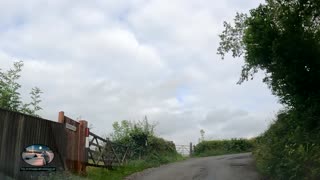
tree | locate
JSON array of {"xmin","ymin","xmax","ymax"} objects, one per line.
[
  {"xmin": 110, "ymin": 118, "xmax": 156, "ymax": 143},
  {"xmin": 111, "ymin": 120, "xmax": 131, "ymax": 142},
  {"xmin": 217, "ymin": 0, "xmax": 320, "ymax": 127},
  {"xmin": 0, "ymin": 61, "xmax": 23, "ymax": 111},
  {"xmin": 200, "ymin": 129, "xmax": 205, "ymax": 142},
  {"xmin": 0, "ymin": 61, "xmax": 43, "ymax": 117},
  {"xmin": 21, "ymin": 87, "xmax": 43, "ymax": 117}
]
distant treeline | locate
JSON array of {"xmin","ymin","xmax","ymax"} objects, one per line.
[{"xmin": 193, "ymin": 138, "xmax": 254, "ymax": 157}]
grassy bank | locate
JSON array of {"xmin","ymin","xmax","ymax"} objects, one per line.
[
  {"xmin": 253, "ymin": 110, "xmax": 320, "ymax": 179},
  {"xmin": 193, "ymin": 138, "xmax": 254, "ymax": 157},
  {"xmin": 87, "ymin": 152, "xmax": 185, "ymax": 180}
]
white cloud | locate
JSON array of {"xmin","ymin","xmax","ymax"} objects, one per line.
[{"xmin": 0, "ymin": 0, "xmax": 280, "ymax": 145}]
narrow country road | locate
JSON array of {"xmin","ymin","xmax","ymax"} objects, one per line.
[{"xmin": 125, "ymin": 153, "xmax": 261, "ymax": 180}]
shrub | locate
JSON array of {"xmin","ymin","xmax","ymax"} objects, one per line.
[
  {"xmin": 253, "ymin": 110, "xmax": 320, "ymax": 179},
  {"xmin": 108, "ymin": 119, "xmax": 178, "ymax": 161}
]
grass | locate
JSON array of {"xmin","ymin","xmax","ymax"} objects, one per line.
[
  {"xmin": 86, "ymin": 153, "xmax": 186, "ymax": 180},
  {"xmin": 193, "ymin": 150, "xmax": 252, "ymax": 157},
  {"xmin": 36, "ymin": 153, "xmax": 185, "ymax": 180},
  {"xmin": 38, "ymin": 171, "xmax": 87, "ymax": 180},
  {"xmin": 86, "ymin": 161, "xmax": 149, "ymax": 180}
]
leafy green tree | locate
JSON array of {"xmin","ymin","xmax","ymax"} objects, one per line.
[
  {"xmin": 217, "ymin": 1, "xmax": 320, "ymax": 178},
  {"xmin": 111, "ymin": 120, "xmax": 132, "ymax": 142},
  {"xmin": 217, "ymin": 0, "xmax": 320, "ymax": 127},
  {"xmin": 111, "ymin": 119, "xmax": 156, "ymax": 144},
  {"xmin": 0, "ymin": 61, "xmax": 23, "ymax": 111},
  {"xmin": 0, "ymin": 61, "xmax": 43, "ymax": 117}
]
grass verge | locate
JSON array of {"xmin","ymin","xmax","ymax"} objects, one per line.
[
  {"xmin": 86, "ymin": 153, "xmax": 186, "ymax": 180},
  {"xmin": 193, "ymin": 150, "xmax": 251, "ymax": 157}
]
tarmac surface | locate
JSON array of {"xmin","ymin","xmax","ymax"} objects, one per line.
[{"xmin": 125, "ymin": 153, "xmax": 262, "ymax": 180}]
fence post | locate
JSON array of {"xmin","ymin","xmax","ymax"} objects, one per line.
[
  {"xmin": 78, "ymin": 120, "xmax": 88, "ymax": 175},
  {"xmin": 58, "ymin": 111, "xmax": 65, "ymax": 123},
  {"xmin": 57, "ymin": 111, "xmax": 68, "ymax": 171},
  {"xmin": 189, "ymin": 142, "xmax": 192, "ymax": 157}
]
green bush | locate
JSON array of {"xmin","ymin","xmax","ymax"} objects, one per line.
[
  {"xmin": 90, "ymin": 119, "xmax": 183, "ymax": 179},
  {"xmin": 193, "ymin": 138, "xmax": 253, "ymax": 157},
  {"xmin": 253, "ymin": 110, "xmax": 320, "ymax": 179},
  {"xmin": 109, "ymin": 119, "xmax": 179, "ymax": 161},
  {"xmin": 147, "ymin": 136, "xmax": 176, "ymax": 154}
]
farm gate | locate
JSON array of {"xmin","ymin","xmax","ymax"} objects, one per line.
[
  {"xmin": 175, "ymin": 143, "xmax": 194, "ymax": 157},
  {"xmin": 86, "ymin": 131, "xmax": 130, "ymax": 168}
]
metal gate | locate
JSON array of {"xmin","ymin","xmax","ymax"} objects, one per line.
[{"xmin": 176, "ymin": 143, "xmax": 193, "ymax": 156}]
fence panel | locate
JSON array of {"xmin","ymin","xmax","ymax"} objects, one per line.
[{"xmin": 0, "ymin": 108, "xmax": 67, "ymax": 180}]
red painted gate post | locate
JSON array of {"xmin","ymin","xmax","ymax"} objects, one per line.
[
  {"xmin": 78, "ymin": 120, "xmax": 88, "ymax": 175},
  {"xmin": 58, "ymin": 111, "xmax": 65, "ymax": 123}
]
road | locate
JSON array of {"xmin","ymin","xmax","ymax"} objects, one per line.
[
  {"xmin": 24, "ymin": 156, "xmax": 46, "ymax": 166},
  {"xmin": 125, "ymin": 153, "xmax": 261, "ymax": 180},
  {"xmin": 22, "ymin": 151, "xmax": 54, "ymax": 166}
]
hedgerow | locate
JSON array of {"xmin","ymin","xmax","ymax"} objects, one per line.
[{"xmin": 193, "ymin": 138, "xmax": 253, "ymax": 157}]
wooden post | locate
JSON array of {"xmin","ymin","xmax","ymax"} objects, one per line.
[
  {"xmin": 189, "ymin": 142, "xmax": 192, "ymax": 157},
  {"xmin": 58, "ymin": 111, "xmax": 65, "ymax": 123},
  {"xmin": 78, "ymin": 120, "xmax": 88, "ymax": 175},
  {"xmin": 57, "ymin": 111, "xmax": 68, "ymax": 171}
]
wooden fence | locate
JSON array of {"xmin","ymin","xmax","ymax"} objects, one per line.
[
  {"xmin": 0, "ymin": 108, "xmax": 133, "ymax": 179},
  {"xmin": 0, "ymin": 107, "xmax": 198, "ymax": 179},
  {"xmin": 0, "ymin": 109, "xmax": 88, "ymax": 179},
  {"xmin": 0, "ymin": 108, "xmax": 67, "ymax": 179}
]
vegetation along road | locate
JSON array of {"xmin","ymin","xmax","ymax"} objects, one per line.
[{"xmin": 125, "ymin": 153, "xmax": 260, "ymax": 180}]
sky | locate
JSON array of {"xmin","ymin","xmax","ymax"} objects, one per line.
[
  {"xmin": 0, "ymin": 0, "xmax": 282, "ymax": 145},
  {"xmin": 26, "ymin": 145, "xmax": 51, "ymax": 152}
]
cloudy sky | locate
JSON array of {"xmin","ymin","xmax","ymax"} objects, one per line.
[{"xmin": 0, "ymin": 0, "xmax": 282, "ymax": 144}]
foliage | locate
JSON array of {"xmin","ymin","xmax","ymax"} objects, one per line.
[
  {"xmin": 218, "ymin": 0, "xmax": 320, "ymax": 178},
  {"xmin": 111, "ymin": 117, "xmax": 155, "ymax": 143},
  {"xmin": 96, "ymin": 118, "xmax": 182, "ymax": 179},
  {"xmin": 193, "ymin": 138, "xmax": 253, "ymax": 157},
  {"xmin": 253, "ymin": 110, "xmax": 320, "ymax": 179},
  {"xmin": 0, "ymin": 61, "xmax": 23, "ymax": 111},
  {"xmin": 109, "ymin": 117, "xmax": 177, "ymax": 160},
  {"xmin": 0, "ymin": 61, "xmax": 43, "ymax": 117},
  {"xmin": 21, "ymin": 87, "xmax": 43, "ymax": 117},
  {"xmin": 217, "ymin": 0, "xmax": 320, "ymax": 125},
  {"xmin": 199, "ymin": 129, "xmax": 205, "ymax": 142}
]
